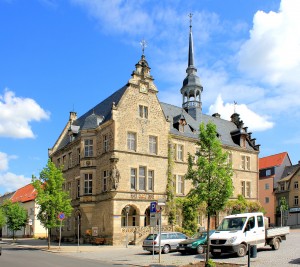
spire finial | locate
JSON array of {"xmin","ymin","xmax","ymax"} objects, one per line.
[
  {"xmin": 189, "ymin": 13, "xmax": 193, "ymax": 30},
  {"xmin": 234, "ymin": 101, "xmax": 237, "ymax": 113},
  {"xmin": 140, "ymin": 39, "xmax": 147, "ymax": 56}
]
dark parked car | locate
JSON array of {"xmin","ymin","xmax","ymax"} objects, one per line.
[
  {"xmin": 142, "ymin": 232, "xmax": 188, "ymax": 254},
  {"xmin": 177, "ymin": 230, "xmax": 215, "ymax": 254}
]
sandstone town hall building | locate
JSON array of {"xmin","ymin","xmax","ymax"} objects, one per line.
[{"xmin": 48, "ymin": 20, "xmax": 260, "ymax": 245}]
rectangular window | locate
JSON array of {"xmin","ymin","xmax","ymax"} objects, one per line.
[
  {"xmin": 103, "ymin": 170, "xmax": 109, "ymax": 192},
  {"xmin": 149, "ymin": 136, "xmax": 157, "ymax": 154},
  {"xmin": 294, "ymin": 196, "xmax": 299, "ymax": 206},
  {"xmin": 77, "ymin": 179, "xmax": 80, "ymax": 198},
  {"xmin": 294, "ymin": 181, "xmax": 299, "ymax": 189},
  {"xmin": 176, "ymin": 175, "xmax": 184, "ymax": 194},
  {"xmin": 177, "ymin": 144, "xmax": 183, "ymax": 161},
  {"xmin": 257, "ymin": 215, "xmax": 264, "ymax": 227},
  {"xmin": 68, "ymin": 152, "xmax": 72, "ymax": 168},
  {"xmin": 280, "ymin": 183, "xmax": 285, "ymax": 191},
  {"xmin": 266, "ymin": 169, "xmax": 271, "ymax": 176},
  {"xmin": 84, "ymin": 139, "xmax": 93, "ymax": 157},
  {"xmin": 241, "ymin": 181, "xmax": 251, "ymax": 198},
  {"xmin": 84, "ymin": 173, "xmax": 93, "ymax": 195},
  {"xmin": 148, "ymin": 170, "xmax": 154, "ymax": 191},
  {"xmin": 265, "ymin": 183, "xmax": 270, "ymax": 190},
  {"xmin": 241, "ymin": 155, "xmax": 250, "ymax": 170},
  {"xmin": 63, "ymin": 155, "xmax": 66, "ymax": 166},
  {"xmin": 265, "ymin": 197, "xmax": 269, "ymax": 203},
  {"xmin": 131, "ymin": 168, "xmax": 137, "ymax": 190},
  {"xmin": 139, "ymin": 105, "xmax": 148, "ymax": 119},
  {"xmin": 57, "ymin": 158, "xmax": 61, "ymax": 166},
  {"xmin": 77, "ymin": 148, "xmax": 81, "ymax": 164},
  {"xmin": 139, "ymin": 167, "xmax": 146, "ymax": 191},
  {"xmin": 127, "ymin": 132, "xmax": 136, "ymax": 151},
  {"xmin": 103, "ymin": 134, "xmax": 109, "ymax": 153}
]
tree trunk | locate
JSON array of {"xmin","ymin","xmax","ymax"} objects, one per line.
[
  {"xmin": 47, "ymin": 228, "xmax": 51, "ymax": 249},
  {"xmin": 205, "ymin": 214, "xmax": 211, "ymax": 267}
]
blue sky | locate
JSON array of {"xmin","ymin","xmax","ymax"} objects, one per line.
[{"xmin": 1, "ymin": 0, "xmax": 300, "ymax": 195}]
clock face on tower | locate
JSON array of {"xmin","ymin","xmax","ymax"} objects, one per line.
[{"xmin": 140, "ymin": 84, "xmax": 148, "ymax": 93}]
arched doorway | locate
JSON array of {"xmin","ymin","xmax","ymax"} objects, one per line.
[
  {"xmin": 121, "ymin": 205, "xmax": 139, "ymax": 227},
  {"xmin": 144, "ymin": 207, "xmax": 150, "ymax": 226}
]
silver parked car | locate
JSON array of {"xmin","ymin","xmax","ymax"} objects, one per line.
[{"xmin": 142, "ymin": 232, "xmax": 188, "ymax": 254}]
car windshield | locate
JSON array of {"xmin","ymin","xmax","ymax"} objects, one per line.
[
  {"xmin": 191, "ymin": 232, "xmax": 207, "ymax": 239},
  {"xmin": 217, "ymin": 217, "xmax": 247, "ymax": 231},
  {"xmin": 145, "ymin": 234, "xmax": 158, "ymax": 240}
]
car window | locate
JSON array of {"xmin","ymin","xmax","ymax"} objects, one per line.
[
  {"xmin": 257, "ymin": 216, "xmax": 264, "ymax": 227},
  {"xmin": 169, "ymin": 233, "xmax": 177, "ymax": 239},
  {"xmin": 145, "ymin": 234, "xmax": 157, "ymax": 240},
  {"xmin": 177, "ymin": 233, "xmax": 187, "ymax": 239},
  {"xmin": 161, "ymin": 234, "xmax": 168, "ymax": 240},
  {"xmin": 247, "ymin": 217, "xmax": 255, "ymax": 229}
]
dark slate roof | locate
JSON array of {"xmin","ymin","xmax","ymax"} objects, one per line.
[
  {"xmin": 281, "ymin": 163, "xmax": 300, "ymax": 180},
  {"xmin": 56, "ymin": 85, "xmax": 128, "ymax": 151},
  {"xmin": 160, "ymin": 102, "xmax": 255, "ymax": 150}
]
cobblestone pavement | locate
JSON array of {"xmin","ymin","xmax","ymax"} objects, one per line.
[{"xmin": 2, "ymin": 229, "xmax": 299, "ymax": 266}]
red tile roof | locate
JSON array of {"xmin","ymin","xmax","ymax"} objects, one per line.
[
  {"xmin": 11, "ymin": 184, "xmax": 37, "ymax": 203},
  {"xmin": 259, "ymin": 152, "xmax": 288, "ymax": 169}
]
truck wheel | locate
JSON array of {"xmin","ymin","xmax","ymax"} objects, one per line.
[
  {"xmin": 196, "ymin": 245, "xmax": 204, "ymax": 254},
  {"xmin": 236, "ymin": 244, "xmax": 247, "ymax": 257},
  {"xmin": 271, "ymin": 238, "xmax": 280, "ymax": 250},
  {"xmin": 211, "ymin": 252, "xmax": 221, "ymax": 257},
  {"xmin": 162, "ymin": 245, "xmax": 170, "ymax": 254}
]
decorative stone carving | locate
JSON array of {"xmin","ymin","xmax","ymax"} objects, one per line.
[{"xmin": 110, "ymin": 165, "xmax": 120, "ymax": 190}]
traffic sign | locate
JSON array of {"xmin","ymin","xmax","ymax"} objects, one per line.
[
  {"xmin": 58, "ymin": 212, "xmax": 65, "ymax": 220},
  {"xmin": 150, "ymin": 202, "xmax": 157, "ymax": 213}
]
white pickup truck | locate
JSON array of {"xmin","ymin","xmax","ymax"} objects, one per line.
[{"xmin": 210, "ymin": 212, "xmax": 289, "ymax": 257}]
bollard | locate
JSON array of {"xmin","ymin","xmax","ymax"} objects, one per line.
[{"xmin": 250, "ymin": 245, "xmax": 257, "ymax": 258}]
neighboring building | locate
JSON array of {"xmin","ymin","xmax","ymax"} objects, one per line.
[
  {"xmin": 48, "ymin": 21, "xmax": 260, "ymax": 245},
  {"xmin": 259, "ymin": 152, "xmax": 292, "ymax": 225},
  {"xmin": 0, "ymin": 184, "xmax": 47, "ymax": 238},
  {"xmin": 276, "ymin": 163, "xmax": 300, "ymax": 227}
]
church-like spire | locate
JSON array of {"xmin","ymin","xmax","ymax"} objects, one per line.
[{"xmin": 180, "ymin": 13, "xmax": 203, "ymax": 120}]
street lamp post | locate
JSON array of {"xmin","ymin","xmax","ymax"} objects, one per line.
[{"xmin": 125, "ymin": 206, "xmax": 130, "ymax": 248}]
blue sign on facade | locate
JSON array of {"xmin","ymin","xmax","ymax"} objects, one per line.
[{"xmin": 150, "ymin": 202, "xmax": 157, "ymax": 213}]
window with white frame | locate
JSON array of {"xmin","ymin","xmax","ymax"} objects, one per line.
[
  {"xmin": 148, "ymin": 170, "xmax": 154, "ymax": 191},
  {"xmin": 103, "ymin": 134, "xmax": 109, "ymax": 153},
  {"xmin": 131, "ymin": 168, "xmax": 137, "ymax": 190},
  {"xmin": 294, "ymin": 196, "xmax": 299, "ymax": 206},
  {"xmin": 84, "ymin": 139, "xmax": 93, "ymax": 157},
  {"xmin": 139, "ymin": 167, "xmax": 146, "ymax": 191},
  {"xmin": 103, "ymin": 170, "xmax": 109, "ymax": 192},
  {"xmin": 149, "ymin": 136, "xmax": 157, "ymax": 154},
  {"xmin": 84, "ymin": 173, "xmax": 93, "ymax": 195},
  {"xmin": 139, "ymin": 105, "xmax": 148, "ymax": 119},
  {"xmin": 127, "ymin": 132, "xmax": 136, "ymax": 151},
  {"xmin": 176, "ymin": 144, "xmax": 183, "ymax": 161},
  {"xmin": 241, "ymin": 155, "xmax": 250, "ymax": 170},
  {"xmin": 294, "ymin": 181, "xmax": 299, "ymax": 189},
  {"xmin": 241, "ymin": 181, "xmax": 251, "ymax": 198},
  {"xmin": 176, "ymin": 175, "xmax": 184, "ymax": 194}
]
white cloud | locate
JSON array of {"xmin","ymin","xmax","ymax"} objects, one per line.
[
  {"xmin": 0, "ymin": 172, "xmax": 31, "ymax": 193},
  {"xmin": 238, "ymin": 0, "xmax": 300, "ymax": 87},
  {"xmin": 0, "ymin": 152, "xmax": 30, "ymax": 194},
  {"xmin": 208, "ymin": 94, "xmax": 274, "ymax": 132},
  {"xmin": 0, "ymin": 89, "xmax": 50, "ymax": 138}
]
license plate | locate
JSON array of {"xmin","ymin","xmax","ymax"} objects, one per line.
[{"xmin": 214, "ymin": 249, "xmax": 221, "ymax": 252}]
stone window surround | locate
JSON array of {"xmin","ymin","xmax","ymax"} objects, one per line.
[{"xmin": 130, "ymin": 166, "xmax": 154, "ymax": 192}]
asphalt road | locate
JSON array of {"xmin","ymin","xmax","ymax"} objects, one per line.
[{"xmin": 1, "ymin": 229, "xmax": 299, "ymax": 267}]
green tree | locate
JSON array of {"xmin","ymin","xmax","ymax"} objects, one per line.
[
  {"xmin": 185, "ymin": 122, "xmax": 233, "ymax": 267},
  {"xmin": 2, "ymin": 200, "xmax": 27, "ymax": 240},
  {"xmin": 32, "ymin": 159, "xmax": 73, "ymax": 249},
  {"xmin": 0, "ymin": 208, "xmax": 6, "ymax": 229}
]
